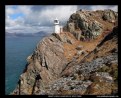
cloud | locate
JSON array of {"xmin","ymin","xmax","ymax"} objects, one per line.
[
  {"xmin": 89, "ymin": 5, "xmax": 118, "ymax": 12},
  {"xmin": 77, "ymin": 5, "xmax": 118, "ymax": 12},
  {"xmin": 6, "ymin": 5, "xmax": 78, "ymax": 33},
  {"xmin": 23, "ymin": 5, "xmax": 78, "ymax": 26}
]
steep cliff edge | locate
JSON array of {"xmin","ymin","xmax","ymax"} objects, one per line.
[{"xmin": 12, "ymin": 9, "xmax": 118, "ymax": 95}]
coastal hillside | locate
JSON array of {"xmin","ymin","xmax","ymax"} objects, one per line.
[{"xmin": 12, "ymin": 9, "xmax": 118, "ymax": 95}]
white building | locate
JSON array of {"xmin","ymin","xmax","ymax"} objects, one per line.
[{"xmin": 54, "ymin": 18, "xmax": 63, "ymax": 34}]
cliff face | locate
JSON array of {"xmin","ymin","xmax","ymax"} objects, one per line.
[{"xmin": 12, "ymin": 9, "xmax": 118, "ymax": 95}]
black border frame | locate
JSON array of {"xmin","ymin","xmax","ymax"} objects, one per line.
[{"xmin": 0, "ymin": 0, "xmax": 119, "ymax": 97}]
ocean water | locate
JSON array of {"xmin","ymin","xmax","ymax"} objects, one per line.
[{"xmin": 5, "ymin": 36, "xmax": 44, "ymax": 95}]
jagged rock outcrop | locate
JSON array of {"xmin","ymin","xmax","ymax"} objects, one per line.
[
  {"xmin": 102, "ymin": 9, "xmax": 118, "ymax": 23},
  {"xmin": 64, "ymin": 9, "xmax": 118, "ymax": 40},
  {"xmin": 12, "ymin": 9, "xmax": 118, "ymax": 95},
  {"xmin": 52, "ymin": 33, "xmax": 76, "ymax": 44}
]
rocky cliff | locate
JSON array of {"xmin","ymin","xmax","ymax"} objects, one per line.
[
  {"xmin": 63, "ymin": 9, "xmax": 118, "ymax": 40},
  {"xmin": 12, "ymin": 9, "xmax": 118, "ymax": 95}
]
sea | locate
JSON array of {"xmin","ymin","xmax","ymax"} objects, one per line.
[{"xmin": 5, "ymin": 36, "xmax": 46, "ymax": 95}]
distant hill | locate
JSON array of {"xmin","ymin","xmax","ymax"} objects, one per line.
[{"xmin": 6, "ymin": 31, "xmax": 49, "ymax": 37}]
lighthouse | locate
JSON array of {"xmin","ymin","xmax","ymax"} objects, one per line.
[{"xmin": 54, "ymin": 18, "xmax": 62, "ymax": 34}]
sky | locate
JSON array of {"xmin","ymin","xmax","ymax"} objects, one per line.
[{"xmin": 5, "ymin": 5, "xmax": 118, "ymax": 33}]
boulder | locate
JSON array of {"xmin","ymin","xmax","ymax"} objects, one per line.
[
  {"xmin": 67, "ymin": 22, "xmax": 75, "ymax": 33},
  {"xmin": 102, "ymin": 9, "xmax": 118, "ymax": 23},
  {"xmin": 90, "ymin": 72, "xmax": 113, "ymax": 82},
  {"xmin": 76, "ymin": 45, "xmax": 83, "ymax": 50}
]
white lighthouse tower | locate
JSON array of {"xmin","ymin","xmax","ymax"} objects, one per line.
[{"xmin": 54, "ymin": 18, "xmax": 60, "ymax": 34}]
